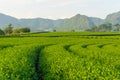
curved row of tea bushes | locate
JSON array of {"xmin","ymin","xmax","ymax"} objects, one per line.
[
  {"xmin": 69, "ymin": 42, "xmax": 120, "ymax": 79},
  {"xmin": 0, "ymin": 44, "xmax": 42, "ymax": 79},
  {"xmin": 39, "ymin": 44, "xmax": 82, "ymax": 80}
]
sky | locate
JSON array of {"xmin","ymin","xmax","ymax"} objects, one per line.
[{"xmin": 0, "ymin": 0, "xmax": 120, "ymax": 19}]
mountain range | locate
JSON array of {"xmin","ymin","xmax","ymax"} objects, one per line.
[{"xmin": 0, "ymin": 11, "xmax": 120, "ymax": 31}]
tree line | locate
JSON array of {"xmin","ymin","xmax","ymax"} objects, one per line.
[
  {"xmin": 0, "ymin": 24, "xmax": 30, "ymax": 35},
  {"xmin": 1, "ymin": 23, "xmax": 120, "ymax": 35},
  {"xmin": 86, "ymin": 23, "xmax": 120, "ymax": 32}
]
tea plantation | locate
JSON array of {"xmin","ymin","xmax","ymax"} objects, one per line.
[{"xmin": 0, "ymin": 32, "xmax": 120, "ymax": 80}]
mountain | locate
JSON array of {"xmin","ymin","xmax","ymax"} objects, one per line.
[
  {"xmin": 0, "ymin": 13, "xmax": 55, "ymax": 31},
  {"xmin": 89, "ymin": 17, "xmax": 104, "ymax": 25},
  {"xmin": 19, "ymin": 18, "xmax": 54, "ymax": 31},
  {"xmin": 0, "ymin": 13, "xmax": 97, "ymax": 31},
  {"xmin": 19, "ymin": 14, "xmax": 101, "ymax": 31},
  {"xmin": 106, "ymin": 11, "xmax": 120, "ymax": 25},
  {"xmin": 0, "ymin": 11, "xmax": 120, "ymax": 31},
  {"xmin": 0, "ymin": 13, "xmax": 20, "ymax": 29},
  {"xmin": 57, "ymin": 14, "xmax": 95, "ymax": 31}
]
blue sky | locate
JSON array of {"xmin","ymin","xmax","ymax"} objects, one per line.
[{"xmin": 0, "ymin": 0, "xmax": 120, "ymax": 19}]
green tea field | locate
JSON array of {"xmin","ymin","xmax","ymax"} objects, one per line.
[{"xmin": 0, "ymin": 32, "xmax": 120, "ymax": 80}]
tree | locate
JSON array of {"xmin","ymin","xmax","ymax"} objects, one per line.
[
  {"xmin": 97, "ymin": 23, "xmax": 112, "ymax": 32},
  {"xmin": 4, "ymin": 23, "xmax": 13, "ymax": 35},
  {"xmin": 53, "ymin": 29, "xmax": 56, "ymax": 32},
  {"xmin": 91, "ymin": 26, "xmax": 98, "ymax": 32},
  {"xmin": 85, "ymin": 26, "xmax": 98, "ymax": 32},
  {"xmin": 0, "ymin": 29, "xmax": 4, "ymax": 35},
  {"xmin": 114, "ymin": 24, "xmax": 120, "ymax": 31},
  {"xmin": 85, "ymin": 29, "xmax": 92, "ymax": 32},
  {"xmin": 71, "ymin": 29, "xmax": 75, "ymax": 32},
  {"xmin": 12, "ymin": 28, "xmax": 20, "ymax": 34},
  {"xmin": 106, "ymin": 23, "xmax": 112, "ymax": 32},
  {"xmin": 12, "ymin": 27, "xmax": 30, "ymax": 34},
  {"xmin": 19, "ymin": 27, "xmax": 30, "ymax": 33},
  {"xmin": 87, "ymin": 23, "xmax": 113, "ymax": 32}
]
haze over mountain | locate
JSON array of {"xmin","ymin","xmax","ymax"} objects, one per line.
[
  {"xmin": 106, "ymin": 11, "xmax": 120, "ymax": 25},
  {"xmin": 0, "ymin": 11, "xmax": 120, "ymax": 31}
]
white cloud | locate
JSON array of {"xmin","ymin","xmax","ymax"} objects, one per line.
[{"xmin": 0, "ymin": 0, "xmax": 34, "ymax": 6}]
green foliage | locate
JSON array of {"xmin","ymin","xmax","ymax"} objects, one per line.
[
  {"xmin": 114, "ymin": 24, "xmax": 120, "ymax": 31},
  {"xmin": 87, "ymin": 23, "xmax": 112, "ymax": 32},
  {"xmin": 98, "ymin": 23, "xmax": 112, "ymax": 32},
  {"xmin": 4, "ymin": 23, "xmax": 13, "ymax": 35},
  {"xmin": 12, "ymin": 27, "xmax": 30, "ymax": 34},
  {"xmin": 0, "ymin": 29, "xmax": 4, "ymax": 35},
  {"xmin": 0, "ymin": 45, "xmax": 37, "ymax": 79},
  {"xmin": 0, "ymin": 32, "xmax": 120, "ymax": 79}
]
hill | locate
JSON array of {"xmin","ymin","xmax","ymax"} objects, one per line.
[
  {"xmin": 106, "ymin": 11, "xmax": 120, "ymax": 25},
  {"xmin": 0, "ymin": 11, "xmax": 120, "ymax": 31}
]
